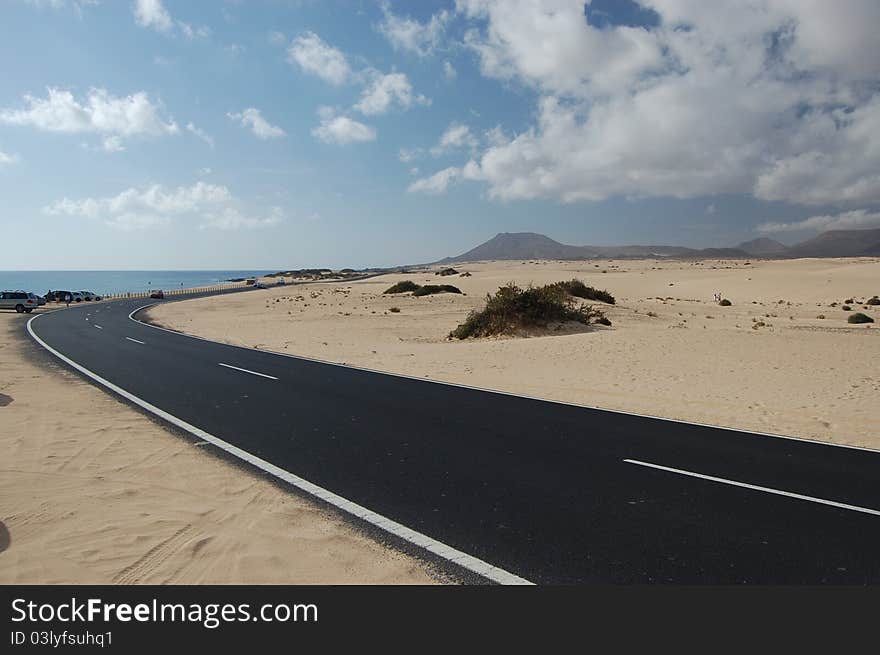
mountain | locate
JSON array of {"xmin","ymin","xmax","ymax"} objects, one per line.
[
  {"xmin": 440, "ymin": 232, "xmax": 596, "ymax": 262},
  {"xmin": 441, "ymin": 232, "xmax": 748, "ymax": 263},
  {"xmin": 736, "ymin": 237, "xmax": 789, "ymax": 256},
  {"xmin": 785, "ymin": 228, "xmax": 880, "ymax": 258}
]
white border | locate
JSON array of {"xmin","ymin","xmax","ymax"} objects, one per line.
[
  {"xmin": 130, "ymin": 301, "xmax": 880, "ymax": 455},
  {"xmin": 27, "ymin": 312, "xmax": 533, "ymax": 586}
]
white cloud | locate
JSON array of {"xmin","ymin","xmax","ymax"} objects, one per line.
[
  {"xmin": 133, "ymin": 0, "xmax": 209, "ymax": 38},
  {"xmin": 43, "ymin": 182, "xmax": 282, "ymax": 231},
  {"xmin": 398, "ymin": 147, "xmax": 421, "ymax": 163},
  {"xmin": 0, "ymin": 150, "xmax": 19, "ymax": 165},
  {"xmin": 408, "ymin": 167, "xmax": 460, "ymax": 194},
  {"xmin": 430, "ymin": 122, "xmax": 477, "ymax": 156},
  {"xmin": 354, "ymin": 71, "xmax": 430, "ymax": 116},
  {"xmin": 200, "ymin": 206, "xmax": 284, "ymax": 231},
  {"xmin": 312, "ymin": 107, "xmax": 376, "ymax": 145},
  {"xmin": 133, "ymin": 0, "xmax": 173, "ymax": 33},
  {"xmin": 757, "ymin": 210, "xmax": 880, "ymax": 234},
  {"xmin": 0, "ymin": 87, "xmax": 179, "ymax": 150},
  {"xmin": 288, "ymin": 32, "xmax": 351, "ymax": 85},
  {"xmin": 443, "ymin": 60, "xmax": 457, "ymax": 81},
  {"xmin": 227, "ymin": 108, "xmax": 286, "ymax": 140},
  {"xmin": 268, "ymin": 31, "xmax": 286, "ymax": 46},
  {"xmin": 377, "ymin": 2, "xmax": 450, "ymax": 56},
  {"xmin": 438, "ymin": 0, "xmax": 880, "ymax": 208},
  {"xmin": 186, "ymin": 122, "xmax": 214, "ymax": 147}
]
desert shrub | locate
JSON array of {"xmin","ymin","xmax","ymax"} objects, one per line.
[
  {"xmin": 548, "ymin": 279, "xmax": 616, "ymax": 304},
  {"xmin": 842, "ymin": 305, "xmax": 852, "ymax": 311},
  {"xmin": 845, "ymin": 298, "xmax": 854, "ymax": 304},
  {"xmin": 389, "ymin": 307, "xmax": 401, "ymax": 313},
  {"xmin": 460, "ymin": 271, "xmax": 472, "ymax": 277},
  {"xmin": 719, "ymin": 298, "xmax": 732, "ymax": 306},
  {"xmin": 449, "ymin": 283, "xmax": 608, "ymax": 339},
  {"xmin": 384, "ymin": 280, "xmax": 421, "ymax": 294},
  {"xmin": 867, "ymin": 296, "xmax": 880, "ymax": 306},
  {"xmin": 435, "ymin": 268, "xmax": 459, "ymax": 276},
  {"xmin": 816, "ymin": 314, "xmax": 826, "ymax": 319},
  {"xmin": 848, "ymin": 312, "xmax": 874, "ymax": 324},
  {"xmin": 412, "ymin": 284, "xmax": 462, "ymax": 297}
]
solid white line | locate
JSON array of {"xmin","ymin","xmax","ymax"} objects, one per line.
[
  {"xmin": 26, "ymin": 312, "xmax": 531, "ymax": 585},
  {"xmin": 128, "ymin": 302, "xmax": 880, "ymax": 455},
  {"xmin": 218, "ymin": 362, "xmax": 278, "ymax": 380},
  {"xmin": 125, "ymin": 336, "xmax": 145, "ymax": 344},
  {"xmin": 624, "ymin": 459, "xmax": 880, "ymax": 517},
  {"xmin": 94, "ymin": 324, "xmax": 103, "ymax": 330}
]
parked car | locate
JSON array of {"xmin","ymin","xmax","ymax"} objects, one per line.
[
  {"xmin": 28, "ymin": 293, "xmax": 46, "ymax": 306},
  {"xmin": 253, "ymin": 281, "xmax": 268, "ymax": 289},
  {"xmin": 149, "ymin": 290, "xmax": 165, "ymax": 299},
  {"xmin": 79, "ymin": 290, "xmax": 101, "ymax": 301},
  {"xmin": 0, "ymin": 290, "xmax": 38, "ymax": 313},
  {"xmin": 70, "ymin": 292, "xmax": 84, "ymax": 302},
  {"xmin": 49, "ymin": 290, "xmax": 71, "ymax": 302},
  {"xmin": 275, "ymin": 279, "xmax": 286, "ymax": 286}
]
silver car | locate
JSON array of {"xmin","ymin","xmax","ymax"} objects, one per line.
[{"xmin": 0, "ymin": 290, "xmax": 38, "ymax": 313}]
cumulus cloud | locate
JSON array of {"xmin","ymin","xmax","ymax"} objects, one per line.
[
  {"xmin": 311, "ymin": 107, "xmax": 376, "ymax": 145},
  {"xmin": 227, "ymin": 108, "xmax": 286, "ymax": 140},
  {"xmin": 757, "ymin": 210, "xmax": 880, "ymax": 234},
  {"xmin": 407, "ymin": 167, "xmax": 461, "ymax": 194},
  {"xmin": 0, "ymin": 150, "xmax": 18, "ymax": 165},
  {"xmin": 186, "ymin": 122, "xmax": 214, "ymax": 147},
  {"xmin": 430, "ymin": 122, "xmax": 478, "ymax": 156},
  {"xmin": 421, "ymin": 0, "xmax": 880, "ymax": 208},
  {"xmin": 133, "ymin": 0, "xmax": 172, "ymax": 32},
  {"xmin": 287, "ymin": 32, "xmax": 351, "ymax": 85},
  {"xmin": 23, "ymin": 0, "xmax": 98, "ymax": 13},
  {"xmin": 0, "ymin": 87, "xmax": 178, "ymax": 151},
  {"xmin": 43, "ymin": 182, "xmax": 282, "ymax": 231},
  {"xmin": 133, "ymin": 0, "xmax": 209, "ymax": 38},
  {"xmin": 377, "ymin": 2, "xmax": 450, "ymax": 56},
  {"xmin": 354, "ymin": 71, "xmax": 430, "ymax": 116}
]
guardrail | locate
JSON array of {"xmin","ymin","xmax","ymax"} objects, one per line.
[{"xmin": 101, "ymin": 281, "xmax": 251, "ymax": 301}]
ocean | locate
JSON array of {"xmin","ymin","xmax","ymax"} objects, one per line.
[{"xmin": 0, "ymin": 270, "xmax": 275, "ymax": 297}]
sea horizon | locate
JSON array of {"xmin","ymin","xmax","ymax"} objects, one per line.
[{"xmin": 0, "ymin": 269, "xmax": 277, "ymax": 296}]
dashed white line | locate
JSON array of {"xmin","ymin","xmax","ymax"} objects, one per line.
[
  {"xmin": 218, "ymin": 362, "xmax": 278, "ymax": 380},
  {"xmin": 94, "ymin": 324, "xmax": 103, "ymax": 330},
  {"xmin": 624, "ymin": 459, "xmax": 880, "ymax": 517},
  {"xmin": 125, "ymin": 336, "xmax": 145, "ymax": 345}
]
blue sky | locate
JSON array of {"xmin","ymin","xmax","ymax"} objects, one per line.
[{"xmin": 1, "ymin": 0, "xmax": 879, "ymax": 269}]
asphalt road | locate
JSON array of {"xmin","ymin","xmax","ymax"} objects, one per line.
[{"xmin": 23, "ymin": 290, "xmax": 880, "ymax": 584}]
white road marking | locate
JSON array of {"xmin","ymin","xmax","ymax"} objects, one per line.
[
  {"xmin": 125, "ymin": 336, "xmax": 145, "ymax": 344},
  {"xmin": 94, "ymin": 324, "xmax": 103, "ymax": 330},
  {"xmin": 624, "ymin": 459, "xmax": 880, "ymax": 517},
  {"xmin": 26, "ymin": 312, "xmax": 531, "ymax": 585},
  {"xmin": 127, "ymin": 304, "xmax": 880, "ymax": 455},
  {"xmin": 218, "ymin": 362, "xmax": 278, "ymax": 380}
]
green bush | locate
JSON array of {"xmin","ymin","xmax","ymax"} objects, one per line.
[
  {"xmin": 867, "ymin": 296, "xmax": 880, "ymax": 306},
  {"xmin": 449, "ymin": 282, "xmax": 609, "ymax": 339},
  {"xmin": 848, "ymin": 312, "xmax": 874, "ymax": 324},
  {"xmin": 435, "ymin": 268, "xmax": 459, "ymax": 276},
  {"xmin": 842, "ymin": 305, "xmax": 852, "ymax": 311},
  {"xmin": 412, "ymin": 284, "xmax": 462, "ymax": 297},
  {"xmin": 549, "ymin": 279, "xmax": 616, "ymax": 304},
  {"xmin": 383, "ymin": 280, "xmax": 421, "ymax": 294},
  {"xmin": 389, "ymin": 307, "xmax": 401, "ymax": 313},
  {"xmin": 719, "ymin": 298, "xmax": 732, "ymax": 306}
]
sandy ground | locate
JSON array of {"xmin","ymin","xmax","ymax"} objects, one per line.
[
  {"xmin": 0, "ymin": 311, "xmax": 437, "ymax": 584},
  {"xmin": 149, "ymin": 257, "xmax": 880, "ymax": 449}
]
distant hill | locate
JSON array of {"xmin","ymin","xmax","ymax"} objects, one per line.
[
  {"xmin": 785, "ymin": 228, "xmax": 880, "ymax": 258},
  {"xmin": 441, "ymin": 232, "xmax": 748, "ymax": 263},
  {"xmin": 440, "ymin": 228, "xmax": 880, "ymax": 264},
  {"xmin": 736, "ymin": 237, "xmax": 789, "ymax": 256}
]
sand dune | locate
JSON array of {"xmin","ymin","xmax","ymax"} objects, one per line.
[
  {"xmin": 0, "ymin": 312, "xmax": 437, "ymax": 584},
  {"xmin": 149, "ymin": 257, "xmax": 880, "ymax": 449}
]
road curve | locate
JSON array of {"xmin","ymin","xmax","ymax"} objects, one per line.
[{"xmin": 24, "ymin": 291, "xmax": 880, "ymax": 584}]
